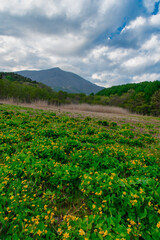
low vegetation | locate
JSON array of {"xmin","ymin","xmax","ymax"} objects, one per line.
[{"xmin": 0, "ymin": 104, "xmax": 159, "ymax": 239}]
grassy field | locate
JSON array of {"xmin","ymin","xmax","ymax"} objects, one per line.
[{"xmin": 0, "ymin": 104, "xmax": 160, "ymax": 240}]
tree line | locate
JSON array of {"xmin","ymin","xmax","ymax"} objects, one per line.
[
  {"xmin": 0, "ymin": 73, "xmax": 159, "ymax": 116},
  {"xmin": 97, "ymin": 81, "xmax": 160, "ymax": 116}
]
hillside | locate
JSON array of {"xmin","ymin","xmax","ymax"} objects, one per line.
[
  {"xmin": 0, "ymin": 72, "xmax": 159, "ymax": 116},
  {"xmin": 16, "ymin": 67, "xmax": 104, "ymax": 94},
  {"xmin": 97, "ymin": 81, "xmax": 160, "ymax": 116},
  {"xmin": 0, "ymin": 104, "xmax": 160, "ymax": 239},
  {"xmin": 0, "ymin": 72, "xmax": 107, "ymax": 105},
  {"xmin": 0, "ymin": 72, "xmax": 54, "ymax": 103}
]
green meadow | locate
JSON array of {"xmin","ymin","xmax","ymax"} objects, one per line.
[{"xmin": 0, "ymin": 104, "xmax": 160, "ymax": 240}]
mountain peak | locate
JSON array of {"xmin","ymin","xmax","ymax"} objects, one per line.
[{"xmin": 16, "ymin": 68, "xmax": 104, "ymax": 94}]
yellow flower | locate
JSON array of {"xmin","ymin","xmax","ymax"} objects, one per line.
[
  {"xmin": 148, "ymin": 202, "xmax": 152, "ymax": 206},
  {"xmin": 37, "ymin": 229, "xmax": 42, "ymax": 236},
  {"xmin": 130, "ymin": 220, "xmax": 136, "ymax": 225},
  {"xmin": 10, "ymin": 196, "xmax": 14, "ymax": 200},
  {"xmin": 139, "ymin": 188, "xmax": 144, "ymax": 194},
  {"xmin": 79, "ymin": 229, "xmax": 85, "ymax": 236},
  {"xmin": 58, "ymin": 228, "xmax": 62, "ymax": 235},
  {"xmin": 103, "ymin": 230, "xmax": 108, "ymax": 236},
  {"xmin": 127, "ymin": 228, "xmax": 131, "ymax": 234},
  {"xmin": 157, "ymin": 221, "xmax": 160, "ymax": 228},
  {"xmin": 45, "ymin": 215, "xmax": 49, "ymax": 220},
  {"xmin": 92, "ymin": 204, "xmax": 96, "ymax": 209},
  {"xmin": 63, "ymin": 232, "xmax": 69, "ymax": 238},
  {"xmin": 44, "ymin": 205, "xmax": 47, "ymax": 210}
]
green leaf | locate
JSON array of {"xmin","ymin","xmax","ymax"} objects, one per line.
[{"xmin": 140, "ymin": 209, "xmax": 147, "ymax": 219}]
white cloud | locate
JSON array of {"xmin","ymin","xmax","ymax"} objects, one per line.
[
  {"xmin": 122, "ymin": 16, "xmax": 146, "ymax": 32},
  {"xmin": 150, "ymin": 12, "xmax": 160, "ymax": 26},
  {"xmin": 132, "ymin": 73, "xmax": 160, "ymax": 83},
  {"xmin": 142, "ymin": 35, "xmax": 160, "ymax": 50},
  {"xmin": 0, "ymin": 0, "xmax": 160, "ymax": 87},
  {"xmin": 143, "ymin": 0, "xmax": 159, "ymax": 13}
]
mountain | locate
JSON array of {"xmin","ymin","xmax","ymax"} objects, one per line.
[{"xmin": 16, "ymin": 67, "xmax": 104, "ymax": 94}]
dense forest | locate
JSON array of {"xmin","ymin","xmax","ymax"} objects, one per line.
[
  {"xmin": 0, "ymin": 73, "xmax": 107, "ymax": 105},
  {"xmin": 97, "ymin": 81, "xmax": 160, "ymax": 116},
  {"xmin": 0, "ymin": 72, "xmax": 160, "ymax": 116}
]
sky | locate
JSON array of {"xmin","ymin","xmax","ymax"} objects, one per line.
[{"xmin": 0, "ymin": 0, "xmax": 160, "ymax": 88}]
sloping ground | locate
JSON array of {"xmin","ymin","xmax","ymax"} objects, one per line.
[
  {"xmin": 0, "ymin": 104, "xmax": 160, "ymax": 239},
  {"xmin": 17, "ymin": 68, "xmax": 104, "ymax": 94}
]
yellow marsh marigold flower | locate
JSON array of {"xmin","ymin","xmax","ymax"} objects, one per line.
[
  {"xmin": 130, "ymin": 220, "xmax": 136, "ymax": 225},
  {"xmin": 103, "ymin": 230, "xmax": 108, "ymax": 236},
  {"xmin": 37, "ymin": 229, "xmax": 42, "ymax": 236},
  {"xmin": 157, "ymin": 221, "xmax": 160, "ymax": 228},
  {"xmin": 68, "ymin": 226, "xmax": 72, "ymax": 230},
  {"xmin": 139, "ymin": 188, "xmax": 144, "ymax": 194},
  {"xmin": 58, "ymin": 228, "xmax": 62, "ymax": 235},
  {"xmin": 63, "ymin": 232, "xmax": 69, "ymax": 238},
  {"xmin": 44, "ymin": 205, "xmax": 47, "ymax": 210},
  {"xmin": 79, "ymin": 229, "xmax": 85, "ymax": 236}
]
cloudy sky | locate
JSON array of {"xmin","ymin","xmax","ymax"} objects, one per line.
[{"xmin": 0, "ymin": 0, "xmax": 160, "ymax": 87}]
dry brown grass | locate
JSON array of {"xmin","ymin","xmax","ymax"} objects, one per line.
[
  {"xmin": 0, "ymin": 99, "xmax": 128, "ymax": 115},
  {"xmin": 60, "ymin": 104, "xmax": 129, "ymax": 114}
]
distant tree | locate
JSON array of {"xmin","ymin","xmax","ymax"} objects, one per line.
[{"xmin": 150, "ymin": 90, "xmax": 160, "ymax": 116}]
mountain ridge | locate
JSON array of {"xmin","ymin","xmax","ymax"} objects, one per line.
[{"xmin": 16, "ymin": 67, "xmax": 104, "ymax": 94}]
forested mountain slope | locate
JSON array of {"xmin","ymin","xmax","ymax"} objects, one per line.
[
  {"xmin": 0, "ymin": 72, "xmax": 54, "ymax": 102},
  {"xmin": 97, "ymin": 81, "xmax": 160, "ymax": 116}
]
